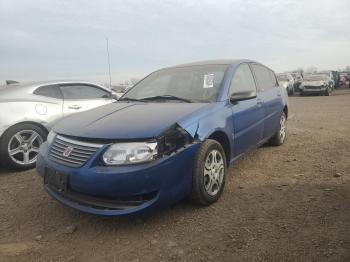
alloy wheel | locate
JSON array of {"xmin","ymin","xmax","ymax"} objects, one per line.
[
  {"xmin": 279, "ymin": 114, "xmax": 287, "ymax": 143},
  {"xmin": 203, "ymin": 150, "xmax": 225, "ymax": 196},
  {"xmin": 7, "ymin": 130, "xmax": 43, "ymax": 165}
]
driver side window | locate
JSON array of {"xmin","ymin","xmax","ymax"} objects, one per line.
[
  {"xmin": 229, "ymin": 63, "xmax": 257, "ymax": 95},
  {"xmin": 59, "ymin": 84, "xmax": 110, "ymax": 100}
]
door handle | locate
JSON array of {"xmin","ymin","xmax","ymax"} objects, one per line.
[{"xmin": 68, "ymin": 105, "xmax": 82, "ymax": 110}]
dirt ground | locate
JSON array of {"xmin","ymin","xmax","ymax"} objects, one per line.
[{"xmin": 0, "ymin": 87, "xmax": 349, "ymax": 262}]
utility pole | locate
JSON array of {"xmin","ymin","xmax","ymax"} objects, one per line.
[{"xmin": 106, "ymin": 37, "xmax": 112, "ymax": 88}]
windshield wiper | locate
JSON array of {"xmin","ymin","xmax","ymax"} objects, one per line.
[
  {"xmin": 118, "ymin": 97, "xmax": 142, "ymax": 102},
  {"xmin": 139, "ymin": 95, "xmax": 192, "ymax": 103}
]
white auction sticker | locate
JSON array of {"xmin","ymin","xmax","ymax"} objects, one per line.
[{"xmin": 203, "ymin": 74, "xmax": 214, "ymax": 89}]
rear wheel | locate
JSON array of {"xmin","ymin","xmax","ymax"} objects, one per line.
[
  {"xmin": 269, "ymin": 112, "xmax": 287, "ymax": 146},
  {"xmin": 0, "ymin": 123, "xmax": 47, "ymax": 170},
  {"xmin": 189, "ymin": 139, "xmax": 227, "ymax": 205}
]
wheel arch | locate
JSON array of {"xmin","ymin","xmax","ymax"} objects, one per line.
[
  {"xmin": 207, "ymin": 130, "xmax": 231, "ymax": 167},
  {"xmin": 1, "ymin": 121, "xmax": 49, "ymax": 140}
]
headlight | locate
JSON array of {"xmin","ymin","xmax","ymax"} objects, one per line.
[
  {"xmin": 158, "ymin": 125, "xmax": 192, "ymax": 156},
  {"xmin": 47, "ymin": 130, "xmax": 56, "ymax": 145},
  {"xmin": 102, "ymin": 142, "xmax": 158, "ymax": 165}
]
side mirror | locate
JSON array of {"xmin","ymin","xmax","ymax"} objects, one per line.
[{"xmin": 230, "ymin": 91, "xmax": 257, "ymax": 103}]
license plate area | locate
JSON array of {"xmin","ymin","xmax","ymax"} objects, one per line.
[{"xmin": 44, "ymin": 168, "xmax": 68, "ymax": 193}]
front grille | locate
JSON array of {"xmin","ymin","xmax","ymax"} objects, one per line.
[
  {"xmin": 49, "ymin": 135, "xmax": 103, "ymax": 167},
  {"xmin": 304, "ymin": 86, "xmax": 322, "ymax": 90}
]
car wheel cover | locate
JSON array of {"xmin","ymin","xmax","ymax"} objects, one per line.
[
  {"xmin": 7, "ymin": 130, "xmax": 43, "ymax": 165},
  {"xmin": 203, "ymin": 149, "xmax": 224, "ymax": 196},
  {"xmin": 279, "ymin": 114, "xmax": 287, "ymax": 142}
]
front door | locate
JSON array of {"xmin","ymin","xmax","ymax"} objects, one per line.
[
  {"xmin": 59, "ymin": 84, "xmax": 113, "ymax": 117},
  {"xmin": 229, "ymin": 63, "xmax": 264, "ymax": 158}
]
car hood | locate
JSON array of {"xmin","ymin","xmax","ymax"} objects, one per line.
[
  {"xmin": 53, "ymin": 102, "xmax": 208, "ymax": 139},
  {"xmin": 303, "ymin": 80, "xmax": 326, "ymax": 86}
]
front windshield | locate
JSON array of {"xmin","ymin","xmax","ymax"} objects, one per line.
[
  {"xmin": 304, "ymin": 74, "xmax": 328, "ymax": 81},
  {"xmin": 121, "ymin": 65, "xmax": 228, "ymax": 103}
]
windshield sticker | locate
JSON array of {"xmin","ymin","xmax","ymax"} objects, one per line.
[{"xmin": 203, "ymin": 74, "xmax": 214, "ymax": 89}]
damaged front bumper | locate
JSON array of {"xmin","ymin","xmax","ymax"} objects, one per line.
[{"xmin": 36, "ymin": 141, "xmax": 200, "ymax": 216}]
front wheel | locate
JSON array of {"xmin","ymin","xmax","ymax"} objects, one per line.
[
  {"xmin": 324, "ymin": 86, "xmax": 330, "ymax": 96},
  {"xmin": 189, "ymin": 139, "xmax": 227, "ymax": 205},
  {"xmin": 269, "ymin": 112, "xmax": 287, "ymax": 146},
  {"xmin": 0, "ymin": 123, "xmax": 47, "ymax": 170}
]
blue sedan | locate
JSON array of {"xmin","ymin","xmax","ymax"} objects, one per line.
[{"xmin": 36, "ymin": 59, "xmax": 288, "ymax": 216}]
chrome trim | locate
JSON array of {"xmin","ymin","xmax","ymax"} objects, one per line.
[
  {"xmin": 49, "ymin": 135, "xmax": 104, "ymax": 167},
  {"xmin": 56, "ymin": 135, "xmax": 103, "ymax": 149}
]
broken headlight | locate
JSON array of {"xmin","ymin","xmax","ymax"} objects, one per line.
[{"xmin": 157, "ymin": 125, "xmax": 193, "ymax": 156}]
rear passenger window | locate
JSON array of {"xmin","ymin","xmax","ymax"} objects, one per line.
[
  {"xmin": 229, "ymin": 63, "xmax": 257, "ymax": 94},
  {"xmin": 269, "ymin": 70, "xmax": 278, "ymax": 87},
  {"xmin": 34, "ymin": 85, "xmax": 63, "ymax": 99},
  {"xmin": 252, "ymin": 64, "xmax": 276, "ymax": 91}
]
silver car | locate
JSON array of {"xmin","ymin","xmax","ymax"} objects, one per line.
[{"xmin": 0, "ymin": 81, "xmax": 116, "ymax": 169}]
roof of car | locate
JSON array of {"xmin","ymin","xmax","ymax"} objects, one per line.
[
  {"xmin": 0, "ymin": 80, "xmax": 110, "ymax": 99},
  {"xmin": 168, "ymin": 59, "xmax": 257, "ymax": 68},
  {"xmin": 0, "ymin": 80, "xmax": 108, "ymax": 92},
  {"xmin": 10, "ymin": 80, "xmax": 105, "ymax": 88}
]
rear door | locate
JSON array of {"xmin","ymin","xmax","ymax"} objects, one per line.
[
  {"xmin": 251, "ymin": 64, "xmax": 283, "ymax": 140},
  {"xmin": 229, "ymin": 63, "xmax": 264, "ymax": 158},
  {"xmin": 59, "ymin": 84, "xmax": 113, "ymax": 116}
]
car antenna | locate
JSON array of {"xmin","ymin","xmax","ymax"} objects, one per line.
[{"xmin": 106, "ymin": 37, "xmax": 112, "ymax": 89}]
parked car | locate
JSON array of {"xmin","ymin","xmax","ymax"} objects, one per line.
[
  {"xmin": 290, "ymin": 72, "xmax": 303, "ymax": 90},
  {"xmin": 339, "ymin": 72, "xmax": 349, "ymax": 86},
  {"xmin": 299, "ymin": 74, "xmax": 333, "ymax": 96},
  {"xmin": 0, "ymin": 81, "xmax": 116, "ymax": 169},
  {"xmin": 36, "ymin": 60, "xmax": 289, "ymax": 216},
  {"xmin": 277, "ymin": 73, "xmax": 295, "ymax": 95},
  {"xmin": 329, "ymin": 71, "xmax": 340, "ymax": 88},
  {"xmin": 318, "ymin": 71, "xmax": 336, "ymax": 90}
]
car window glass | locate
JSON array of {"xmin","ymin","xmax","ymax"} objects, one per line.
[
  {"xmin": 269, "ymin": 70, "xmax": 278, "ymax": 87},
  {"xmin": 34, "ymin": 85, "xmax": 63, "ymax": 99},
  {"xmin": 60, "ymin": 85, "xmax": 110, "ymax": 100},
  {"xmin": 229, "ymin": 63, "xmax": 256, "ymax": 94},
  {"xmin": 124, "ymin": 65, "xmax": 227, "ymax": 102},
  {"xmin": 252, "ymin": 64, "xmax": 276, "ymax": 91}
]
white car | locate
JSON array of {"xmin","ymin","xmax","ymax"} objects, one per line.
[
  {"xmin": 277, "ymin": 73, "xmax": 295, "ymax": 95},
  {"xmin": 0, "ymin": 81, "xmax": 116, "ymax": 169}
]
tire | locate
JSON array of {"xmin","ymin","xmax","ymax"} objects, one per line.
[
  {"xmin": 189, "ymin": 139, "xmax": 227, "ymax": 205},
  {"xmin": 324, "ymin": 87, "xmax": 330, "ymax": 96},
  {"xmin": 0, "ymin": 123, "xmax": 47, "ymax": 170},
  {"xmin": 269, "ymin": 112, "xmax": 287, "ymax": 146}
]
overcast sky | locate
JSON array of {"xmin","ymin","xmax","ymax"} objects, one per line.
[{"xmin": 0, "ymin": 0, "xmax": 349, "ymax": 85}]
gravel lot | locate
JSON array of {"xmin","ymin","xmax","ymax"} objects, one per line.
[{"xmin": 0, "ymin": 88, "xmax": 349, "ymax": 262}]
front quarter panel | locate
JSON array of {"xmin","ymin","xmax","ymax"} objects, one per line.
[{"xmin": 178, "ymin": 101, "xmax": 233, "ymax": 158}]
